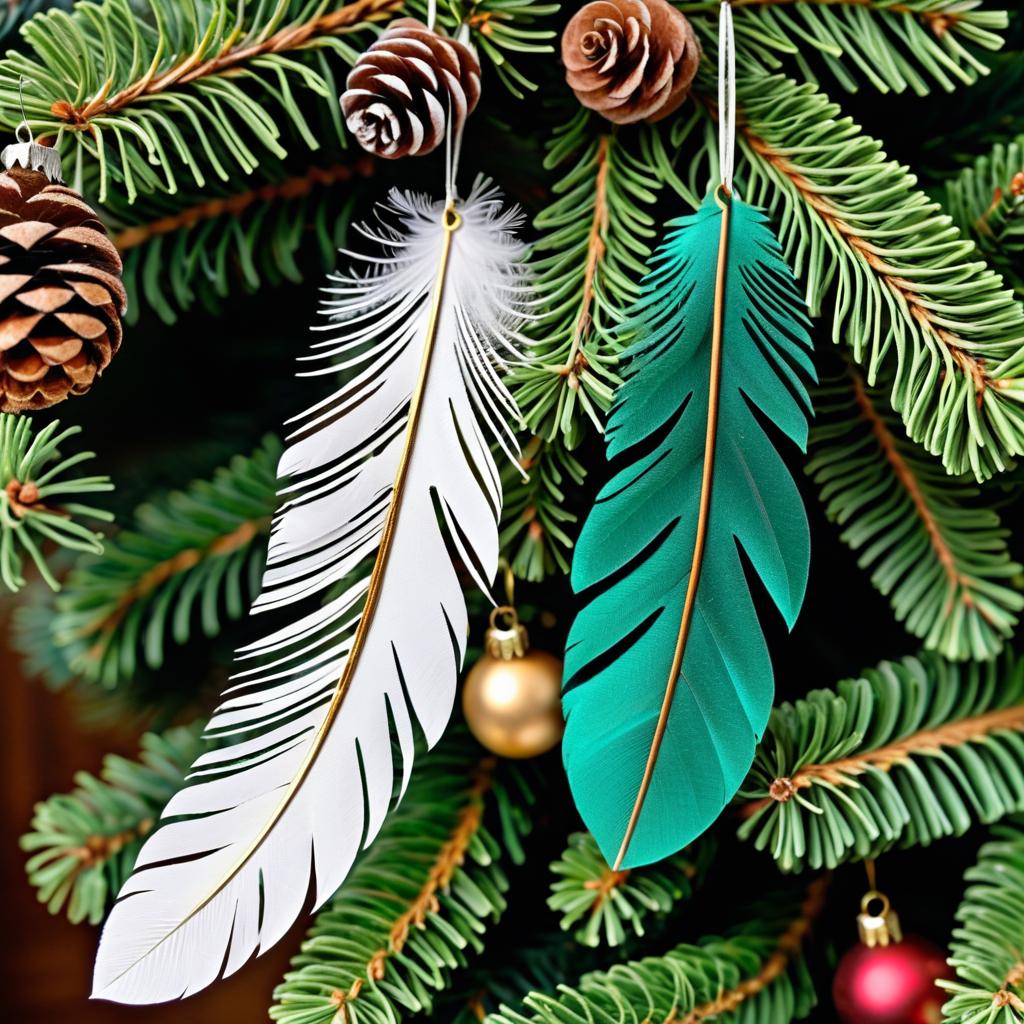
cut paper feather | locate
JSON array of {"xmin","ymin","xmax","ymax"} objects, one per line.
[
  {"xmin": 563, "ymin": 192, "xmax": 816, "ymax": 871},
  {"xmin": 92, "ymin": 180, "xmax": 530, "ymax": 1003}
]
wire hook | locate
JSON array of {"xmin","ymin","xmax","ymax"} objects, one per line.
[{"xmin": 15, "ymin": 76, "xmax": 33, "ymax": 143}]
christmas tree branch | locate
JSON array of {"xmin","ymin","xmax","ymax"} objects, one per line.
[
  {"xmin": 489, "ymin": 882, "xmax": 823, "ymax": 1024},
  {"xmin": 106, "ymin": 155, "xmax": 375, "ymax": 323},
  {"xmin": 807, "ymin": 365, "xmax": 1022, "ymax": 660},
  {"xmin": 683, "ymin": 0, "xmax": 1005, "ymax": 95},
  {"xmin": 548, "ymin": 832, "xmax": 715, "ymax": 949},
  {"xmin": 49, "ymin": 0, "xmax": 401, "ymax": 130},
  {"xmin": 739, "ymin": 651, "xmax": 1024, "ymax": 871},
  {"xmin": 499, "ymin": 436, "xmax": 584, "ymax": 581},
  {"xmin": 670, "ymin": 876, "xmax": 828, "ymax": 1024},
  {"xmin": 941, "ymin": 820, "xmax": 1024, "ymax": 1022},
  {"xmin": 112, "ymin": 157, "xmax": 375, "ymax": 251},
  {"xmin": 737, "ymin": 74, "xmax": 1024, "ymax": 480},
  {"xmin": 271, "ymin": 732, "xmax": 533, "ymax": 1024},
  {"xmin": 21, "ymin": 723, "xmax": 205, "ymax": 924},
  {"xmin": 945, "ymin": 135, "xmax": 1024, "ymax": 301},
  {"xmin": 0, "ymin": 415, "xmax": 113, "ymax": 593},
  {"xmin": 51, "ymin": 436, "xmax": 280, "ymax": 688},
  {"xmin": 511, "ymin": 115, "xmax": 686, "ymax": 446}
]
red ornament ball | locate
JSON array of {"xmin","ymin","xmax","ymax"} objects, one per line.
[{"xmin": 833, "ymin": 936, "xmax": 951, "ymax": 1024}]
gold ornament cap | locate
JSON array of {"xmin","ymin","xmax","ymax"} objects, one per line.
[
  {"xmin": 857, "ymin": 890, "xmax": 902, "ymax": 948},
  {"xmin": 484, "ymin": 606, "xmax": 529, "ymax": 660}
]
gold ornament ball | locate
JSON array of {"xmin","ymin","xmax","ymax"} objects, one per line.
[{"xmin": 462, "ymin": 649, "xmax": 565, "ymax": 758}]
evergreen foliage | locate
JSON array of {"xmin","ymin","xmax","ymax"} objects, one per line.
[
  {"xmin": 499, "ymin": 435, "xmax": 584, "ymax": 582},
  {"xmin": 942, "ymin": 820, "xmax": 1024, "ymax": 1023},
  {"xmin": 270, "ymin": 731, "xmax": 533, "ymax": 1024},
  {"xmin": 945, "ymin": 134, "xmax": 1024, "ymax": 300},
  {"xmin": 50, "ymin": 435, "xmax": 280, "ymax": 687},
  {"xmin": 738, "ymin": 73, "xmax": 1024, "ymax": 481},
  {"xmin": 111, "ymin": 155, "xmax": 373, "ymax": 323},
  {"xmin": 807, "ymin": 366, "xmax": 1023, "ymax": 661},
  {"xmin": 682, "ymin": 0, "xmax": 1006, "ymax": 96},
  {"xmin": 21, "ymin": 723, "xmax": 205, "ymax": 925},
  {"xmin": 489, "ymin": 881, "xmax": 825, "ymax": 1024},
  {"xmin": 0, "ymin": 414, "xmax": 113, "ymax": 593},
  {"xmin": 548, "ymin": 832, "xmax": 715, "ymax": 949},
  {"xmin": 739, "ymin": 652, "xmax": 1024, "ymax": 872},
  {"xmin": 510, "ymin": 114, "xmax": 679, "ymax": 446}
]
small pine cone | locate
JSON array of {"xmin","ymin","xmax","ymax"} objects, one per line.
[
  {"xmin": 0, "ymin": 168, "xmax": 125, "ymax": 413},
  {"xmin": 341, "ymin": 18, "xmax": 482, "ymax": 159},
  {"xmin": 562, "ymin": 0, "xmax": 701, "ymax": 125}
]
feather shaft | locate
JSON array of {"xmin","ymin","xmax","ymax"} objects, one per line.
[{"xmin": 612, "ymin": 188, "xmax": 731, "ymax": 871}]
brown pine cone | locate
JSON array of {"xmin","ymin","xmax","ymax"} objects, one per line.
[
  {"xmin": 562, "ymin": 0, "xmax": 701, "ymax": 125},
  {"xmin": 0, "ymin": 168, "xmax": 125, "ymax": 413},
  {"xmin": 341, "ymin": 18, "xmax": 482, "ymax": 159}
]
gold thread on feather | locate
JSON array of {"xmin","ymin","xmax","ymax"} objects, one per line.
[
  {"xmin": 100, "ymin": 202, "xmax": 463, "ymax": 986},
  {"xmin": 612, "ymin": 185, "xmax": 732, "ymax": 871}
]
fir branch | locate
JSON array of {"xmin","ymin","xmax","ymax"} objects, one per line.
[
  {"xmin": 944, "ymin": 135, "xmax": 1024, "ymax": 301},
  {"xmin": 270, "ymin": 732, "xmax": 533, "ymax": 1024},
  {"xmin": 0, "ymin": 0, "xmax": 396, "ymax": 201},
  {"xmin": 426, "ymin": 0, "xmax": 558, "ymax": 98},
  {"xmin": 51, "ymin": 436, "xmax": 280, "ymax": 688},
  {"xmin": 109, "ymin": 155, "xmax": 375, "ymax": 324},
  {"xmin": 737, "ymin": 73, "xmax": 1024, "ymax": 481},
  {"xmin": 807, "ymin": 365, "xmax": 1023, "ymax": 660},
  {"xmin": 681, "ymin": 0, "xmax": 1007, "ymax": 96},
  {"xmin": 511, "ymin": 115, "xmax": 681, "ymax": 446},
  {"xmin": 0, "ymin": 414, "xmax": 113, "ymax": 594},
  {"xmin": 738, "ymin": 651, "xmax": 1024, "ymax": 872},
  {"xmin": 941, "ymin": 820, "xmax": 1024, "ymax": 1022},
  {"xmin": 548, "ymin": 832, "xmax": 715, "ymax": 949},
  {"xmin": 21, "ymin": 723, "xmax": 205, "ymax": 925},
  {"xmin": 488, "ymin": 880, "xmax": 825, "ymax": 1024},
  {"xmin": 499, "ymin": 436, "xmax": 584, "ymax": 582}
]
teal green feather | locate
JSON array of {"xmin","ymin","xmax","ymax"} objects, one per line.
[{"xmin": 562, "ymin": 193, "xmax": 816, "ymax": 869}]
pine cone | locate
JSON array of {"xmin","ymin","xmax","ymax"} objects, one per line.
[
  {"xmin": 0, "ymin": 168, "xmax": 125, "ymax": 413},
  {"xmin": 341, "ymin": 18, "xmax": 482, "ymax": 159},
  {"xmin": 562, "ymin": 0, "xmax": 701, "ymax": 125}
]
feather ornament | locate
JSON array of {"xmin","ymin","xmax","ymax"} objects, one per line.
[
  {"xmin": 562, "ymin": 189, "xmax": 816, "ymax": 870},
  {"xmin": 92, "ymin": 180, "xmax": 529, "ymax": 1003}
]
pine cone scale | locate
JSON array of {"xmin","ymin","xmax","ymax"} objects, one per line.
[
  {"xmin": 563, "ymin": 0, "xmax": 701, "ymax": 125},
  {"xmin": 0, "ymin": 167, "xmax": 125, "ymax": 413},
  {"xmin": 342, "ymin": 18, "xmax": 481, "ymax": 159}
]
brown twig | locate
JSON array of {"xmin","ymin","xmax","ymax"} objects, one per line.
[
  {"xmin": 113, "ymin": 158, "xmax": 376, "ymax": 251},
  {"xmin": 994, "ymin": 961, "xmax": 1024, "ymax": 1011},
  {"xmin": 741, "ymin": 126, "xmax": 992, "ymax": 403},
  {"xmin": 328, "ymin": 759, "xmax": 497, "ymax": 1022},
  {"xmin": 741, "ymin": 704, "xmax": 1024, "ymax": 819},
  {"xmin": 51, "ymin": 0, "xmax": 402, "ymax": 128},
  {"xmin": 558, "ymin": 136, "xmax": 610, "ymax": 392},
  {"xmin": 847, "ymin": 364, "xmax": 975, "ymax": 613},
  {"xmin": 672, "ymin": 876, "xmax": 830, "ymax": 1024},
  {"xmin": 77, "ymin": 515, "xmax": 272, "ymax": 658},
  {"xmin": 583, "ymin": 865, "xmax": 632, "ymax": 916},
  {"xmin": 64, "ymin": 818, "xmax": 155, "ymax": 887}
]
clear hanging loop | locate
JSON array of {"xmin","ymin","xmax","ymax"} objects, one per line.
[{"xmin": 718, "ymin": 0, "xmax": 736, "ymax": 195}]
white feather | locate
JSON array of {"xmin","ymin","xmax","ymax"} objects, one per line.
[{"xmin": 91, "ymin": 180, "xmax": 530, "ymax": 1004}]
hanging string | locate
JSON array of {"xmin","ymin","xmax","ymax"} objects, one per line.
[
  {"xmin": 718, "ymin": 0, "xmax": 736, "ymax": 194},
  {"xmin": 444, "ymin": 22, "xmax": 474, "ymax": 204}
]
